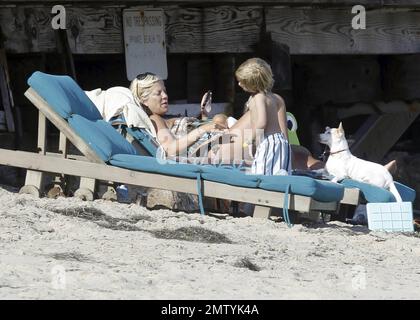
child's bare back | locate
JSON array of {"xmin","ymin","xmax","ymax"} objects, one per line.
[{"xmin": 247, "ymin": 92, "xmax": 288, "ymax": 140}]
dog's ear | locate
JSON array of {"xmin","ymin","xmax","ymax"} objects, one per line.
[{"xmin": 338, "ymin": 122, "xmax": 344, "ymax": 134}]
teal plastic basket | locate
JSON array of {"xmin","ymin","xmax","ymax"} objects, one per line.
[{"xmin": 367, "ymin": 202, "xmax": 414, "ymax": 232}]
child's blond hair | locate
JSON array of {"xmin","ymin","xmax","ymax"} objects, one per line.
[
  {"xmin": 129, "ymin": 72, "xmax": 162, "ymax": 105},
  {"xmin": 235, "ymin": 58, "xmax": 274, "ymax": 93}
]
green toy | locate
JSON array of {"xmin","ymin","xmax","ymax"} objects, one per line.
[{"xmin": 287, "ymin": 112, "xmax": 300, "ymax": 146}]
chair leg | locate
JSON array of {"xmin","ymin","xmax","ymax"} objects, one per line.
[
  {"xmin": 19, "ymin": 170, "xmax": 45, "ymax": 197},
  {"xmin": 253, "ymin": 205, "xmax": 271, "ymax": 219},
  {"xmin": 75, "ymin": 177, "xmax": 96, "ymax": 201},
  {"xmin": 20, "ymin": 111, "xmax": 47, "ymax": 197},
  {"xmin": 48, "ymin": 132, "xmax": 67, "ymax": 198}
]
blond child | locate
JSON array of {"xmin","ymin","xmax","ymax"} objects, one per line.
[{"xmin": 235, "ymin": 58, "xmax": 291, "ymax": 175}]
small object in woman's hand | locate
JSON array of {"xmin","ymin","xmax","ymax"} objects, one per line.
[{"xmin": 203, "ymin": 91, "xmax": 212, "ymax": 114}]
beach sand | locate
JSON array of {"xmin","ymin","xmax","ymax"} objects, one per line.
[{"xmin": 0, "ymin": 186, "xmax": 419, "ymax": 300}]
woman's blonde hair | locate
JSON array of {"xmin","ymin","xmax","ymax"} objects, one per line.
[
  {"xmin": 129, "ymin": 72, "xmax": 162, "ymax": 106},
  {"xmin": 235, "ymin": 58, "xmax": 274, "ymax": 93}
]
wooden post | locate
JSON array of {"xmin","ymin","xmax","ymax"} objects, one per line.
[
  {"xmin": 253, "ymin": 206, "xmax": 271, "ymax": 219},
  {"xmin": 351, "ymin": 107, "xmax": 420, "ymax": 162},
  {"xmin": 21, "ymin": 111, "xmax": 47, "ymax": 196},
  {"xmin": 187, "ymin": 57, "xmax": 212, "ymax": 104},
  {"xmin": 55, "ymin": 29, "xmax": 77, "ymax": 80},
  {"xmin": 48, "ymin": 132, "xmax": 68, "ymax": 197},
  {"xmin": 0, "ymin": 49, "xmax": 15, "ymax": 133}
]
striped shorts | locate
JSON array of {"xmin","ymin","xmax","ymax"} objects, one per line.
[{"xmin": 251, "ymin": 132, "xmax": 291, "ymax": 176}]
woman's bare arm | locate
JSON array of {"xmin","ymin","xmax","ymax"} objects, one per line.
[{"xmin": 151, "ymin": 114, "xmax": 223, "ymax": 157}]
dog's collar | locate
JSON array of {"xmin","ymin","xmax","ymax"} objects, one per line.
[
  {"xmin": 328, "ymin": 148, "xmax": 348, "ymax": 155},
  {"xmin": 320, "ymin": 148, "xmax": 347, "ymax": 160},
  {"xmin": 319, "ymin": 147, "xmax": 348, "ymax": 162}
]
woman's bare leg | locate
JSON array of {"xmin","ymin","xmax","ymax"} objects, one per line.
[
  {"xmin": 291, "ymin": 145, "xmax": 322, "ymax": 170},
  {"xmin": 208, "ymin": 111, "xmax": 253, "ymax": 164}
]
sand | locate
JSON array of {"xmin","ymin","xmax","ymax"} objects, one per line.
[{"xmin": 0, "ymin": 185, "xmax": 419, "ymax": 300}]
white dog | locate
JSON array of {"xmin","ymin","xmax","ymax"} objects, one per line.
[{"xmin": 319, "ymin": 123, "xmax": 402, "ymax": 202}]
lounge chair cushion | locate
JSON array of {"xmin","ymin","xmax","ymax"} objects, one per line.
[
  {"xmin": 110, "ymin": 154, "xmax": 200, "ymax": 178},
  {"xmin": 69, "ymin": 115, "xmax": 137, "ymax": 161},
  {"xmin": 341, "ymin": 179, "xmax": 416, "ymax": 203},
  {"xmin": 28, "ymin": 71, "xmax": 102, "ymax": 121},
  {"xmin": 199, "ymin": 165, "xmax": 262, "ymax": 188},
  {"xmin": 110, "ymin": 154, "xmax": 345, "ymax": 203},
  {"xmin": 395, "ymin": 182, "xmax": 416, "ymax": 202},
  {"xmin": 125, "ymin": 127, "xmax": 159, "ymax": 157},
  {"xmin": 260, "ymin": 176, "xmax": 344, "ymax": 203}
]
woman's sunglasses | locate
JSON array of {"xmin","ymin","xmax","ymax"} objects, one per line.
[{"xmin": 136, "ymin": 72, "xmax": 155, "ymax": 80}]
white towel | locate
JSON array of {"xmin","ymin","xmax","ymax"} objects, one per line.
[{"xmin": 84, "ymin": 86, "xmax": 157, "ymax": 138}]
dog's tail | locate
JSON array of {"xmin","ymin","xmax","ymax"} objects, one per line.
[{"xmin": 389, "ymin": 182, "xmax": 403, "ymax": 202}]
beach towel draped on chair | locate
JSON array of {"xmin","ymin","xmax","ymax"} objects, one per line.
[{"xmin": 84, "ymin": 86, "xmax": 157, "ymax": 138}]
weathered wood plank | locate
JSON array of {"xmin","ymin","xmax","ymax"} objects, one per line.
[
  {"xmin": 23, "ymin": 110, "xmax": 47, "ymax": 193},
  {"xmin": 350, "ymin": 106, "xmax": 420, "ymax": 162},
  {"xmin": 37, "ymin": 111, "xmax": 46, "ymax": 155},
  {"xmin": 0, "ymin": 7, "xmax": 55, "ymax": 53},
  {"xmin": 1, "ymin": 1, "xmax": 402, "ymax": 6},
  {"xmin": 383, "ymin": 0, "xmax": 420, "ymax": 6},
  {"xmin": 66, "ymin": 7, "xmax": 123, "ymax": 54},
  {"xmin": 0, "ymin": 6, "xmax": 124, "ymax": 54},
  {"xmin": 0, "ymin": 50, "xmax": 15, "ymax": 132},
  {"xmin": 3, "ymin": 6, "xmax": 420, "ymax": 54},
  {"xmin": 266, "ymin": 8, "xmax": 420, "ymax": 54},
  {"xmin": 1, "ymin": 6, "xmax": 262, "ymax": 54},
  {"xmin": 164, "ymin": 6, "xmax": 262, "ymax": 53}
]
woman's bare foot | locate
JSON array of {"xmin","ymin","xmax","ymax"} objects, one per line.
[{"xmin": 384, "ymin": 160, "xmax": 397, "ymax": 176}]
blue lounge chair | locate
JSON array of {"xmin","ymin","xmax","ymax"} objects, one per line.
[{"xmin": 0, "ymin": 71, "xmax": 346, "ymax": 224}]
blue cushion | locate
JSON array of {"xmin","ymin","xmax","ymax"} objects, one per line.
[
  {"xmin": 395, "ymin": 182, "xmax": 416, "ymax": 202},
  {"xmin": 200, "ymin": 165, "xmax": 261, "ymax": 188},
  {"xmin": 126, "ymin": 127, "xmax": 159, "ymax": 157},
  {"xmin": 110, "ymin": 154, "xmax": 344, "ymax": 203},
  {"xmin": 69, "ymin": 116, "xmax": 137, "ymax": 161},
  {"xmin": 260, "ymin": 175, "xmax": 344, "ymax": 203},
  {"xmin": 110, "ymin": 154, "xmax": 200, "ymax": 179},
  {"xmin": 340, "ymin": 179, "xmax": 414, "ymax": 203},
  {"xmin": 28, "ymin": 71, "xmax": 102, "ymax": 121}
]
